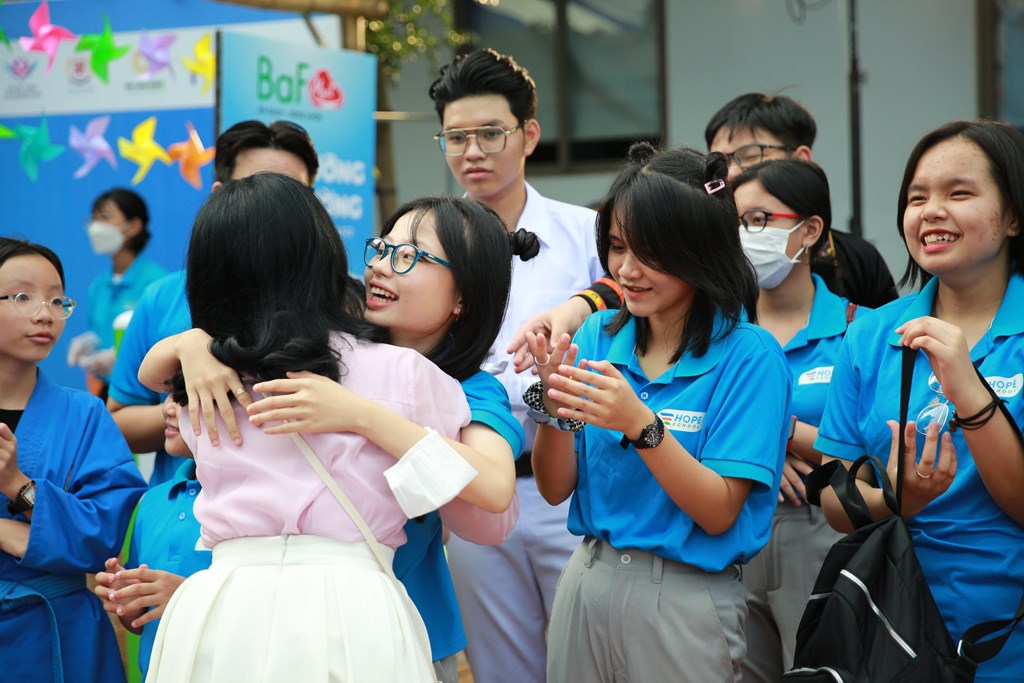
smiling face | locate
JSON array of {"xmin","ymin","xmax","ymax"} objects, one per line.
[
  {"xmin": 903, "ymin": 137, "xmax": 1020, "ymax": 285},
  {"xmin": 363, "ymin": 210, "xmax": 462, "ymax": 355},
  {"xmin": 441, "ymin": 94, "xmax": 539, "ymax": 207},
  {"xmin": 606, "ymin": 215, "xmax": 693, "ymax": 328},
  {"xmin": 0, "ymin": 254, "xmax": 66, "ymax": 369},
  {"xmin": 161, "ymin": 395, "xmax": 192, "ymax": 458}
]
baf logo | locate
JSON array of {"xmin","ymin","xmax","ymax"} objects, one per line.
[
  {"xmin": 308, "ymin": 68, "xmax": 343, "ymax": 109},
  {"xmin": 658, "ymin": 409, "xmax": 705, "ymax": 433},
  {"xmin": 257, "ymin": 57, "xmax": 343, "ymax": 109},
  {"xmin": 986, "ymin": 373, "xmax": 1023, "ymax": 399},
  {"xmin": 798, "ymin": 366, "xmax": 833, "ymax": 385},
  {"xmin": 7, "ymin": 58, "xmax": 36, "ymax": 80}
]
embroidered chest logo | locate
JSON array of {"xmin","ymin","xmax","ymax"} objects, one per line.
[
  {"xmin": 986, "ymin": 373, "xmax": 1023, "ymax": 399},
  {"xmin": 797, "ymin": 366, "xmax": 834, "ymax": 385},
  {"xmin": 658, "ymin": 409, "xmax": 705, "ymax": 432}
]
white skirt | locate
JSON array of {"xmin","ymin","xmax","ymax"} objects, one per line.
[{"xmin": 146, "ymin": 535, "xmax": 436, "ymax": 683}]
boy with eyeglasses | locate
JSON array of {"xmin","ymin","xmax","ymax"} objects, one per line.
[
  {"xmin": 107, "ymin": 120, "xmax": 325, "ymax": 486},
  {"xmin": 429, "ymin": 48, "xmax": 604, "ymax": 683},
  {"xmin": 706, "ymin": 92, "xmax": 898, "ymax": 309}
]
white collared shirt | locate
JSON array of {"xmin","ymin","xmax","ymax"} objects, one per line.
[{"xmin": 481, "ymin": 182, "xmax": 604, "ymax": 447}]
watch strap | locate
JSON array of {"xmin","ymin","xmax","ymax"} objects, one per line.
[
  {"xmin": 620, "ymin": 413, "xmax": 665, "ymax": 450},
  {"xmin": 7, "ymin": 479, "xmax": 35, "ymax": 515}
]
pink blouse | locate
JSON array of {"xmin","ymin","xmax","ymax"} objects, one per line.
[{"xmin": 182, "ymin": 334, "xmax": 471, "ymax": 550}]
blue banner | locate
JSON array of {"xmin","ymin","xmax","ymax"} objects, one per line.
[{"xmin": 218, "ymin": 31, "xmax": 377, "ymax": 268}]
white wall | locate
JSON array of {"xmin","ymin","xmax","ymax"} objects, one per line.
[
  {"xmin": 667, "ymin": 0, "xmax": 976, "ymax": 283},
  {"xmin": 384, "ymin": 0, "xmax": 977, "ymax": 285}
]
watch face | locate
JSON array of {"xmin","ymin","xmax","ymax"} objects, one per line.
[
  {"xmin": 23, "ymin": 483, "xmax": 35, "ymax": 506},
  {"xmin": 635, "ymin": 417, "xmax": 665, "ymax": 449}
]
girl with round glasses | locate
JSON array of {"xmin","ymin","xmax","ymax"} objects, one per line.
[
  {"xmin": 731, "ymin": 159, "xmax": 866, "ymax": 682},
  {"xmin": 139, "ymin": 189, "xmax": 539, "ymax": 682},
  {"xmin": 0, "ymin": 237, "xmax": 147, "ymax": 683},
  {"xmin": 816, "ymin": 120, "xmax": 1024, "ymax": 680}
]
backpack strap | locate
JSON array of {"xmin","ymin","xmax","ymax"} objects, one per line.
[
  {"xmin": 959, "ymin": 591, "xmax": 1024, "ymax": 664},
  {"xmin": 896, "ymin": 345, "xmax": 916, "ymax": 510},
  {"xmin": 955, "ymin": 362, "xmax": 1024, "ymax": 663}
]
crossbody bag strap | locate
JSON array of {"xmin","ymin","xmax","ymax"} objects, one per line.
[
  {"xmin": 956, "ymin": 363, "xmax": 1024, "ymax": 663},
  {"xmin": 286, "ymin": 429, "xmax": 440, "ymax": 682},
  {"xmin": 287, "ymin": 431, "xmax": 397, "ymax": 580}
]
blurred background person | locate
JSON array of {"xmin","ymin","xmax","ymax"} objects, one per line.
[{"xmin": 68, "ymin": 189, "xmax": 166, "ymax": 399}]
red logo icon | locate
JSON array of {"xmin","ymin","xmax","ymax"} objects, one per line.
[
  {"xmin": 9, "ymin": 58, "xmax": 36, "ymax": 80},
  {"xmin": 308, "ymin": 68, "xmax": 343, "ymax": 109}
]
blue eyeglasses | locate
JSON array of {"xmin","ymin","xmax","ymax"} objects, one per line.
[{"xmin": 364, "ymin": 237, "xmax": 452, "ymax": 275}]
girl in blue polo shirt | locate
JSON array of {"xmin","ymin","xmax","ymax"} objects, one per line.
[
  {"xmin": 731, "ymin": 159, "xmax": 865, "ymax": 681},
  {"xmin": 816, "ymin": 120, "xmax": 1024, "ymax": 681},
  {"xmin": 528, "ymin": 143, "xmax": 791, "ymax": 682},
  {"xmin": 69, "ymin": 188, "xmax": 166, "ymax": 392}
]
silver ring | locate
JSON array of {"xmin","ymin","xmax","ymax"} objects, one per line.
[
  {"xmin": 233, "ymin": 387, "xmax": 247, "ymax": 396},
  {"xmin": 914, "ymin": 467, "xmax": 933, "ymax": 480},
  {"xmin": 534, "ymin": 356, "xmax": 550, "ymax": 367}
]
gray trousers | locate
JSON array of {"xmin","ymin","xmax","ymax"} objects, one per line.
[
  {"xmin": 432, "ymin": 653, "xmax": 458, "ymax": 683},
  {"xmin": 547, "ymin": 537, "xmax": 747, "ymax": 683},
  {"xmin": 741, "ymin": 503, "xmax": 842, "ymax": 683}
]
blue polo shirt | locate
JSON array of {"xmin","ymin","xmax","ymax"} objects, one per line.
[
  {"xmin": 567, "ymin": 311, "xmax": 791, "ymax": 570},
  {"xmin": 394, "ymin": 369, "xmax": 524, "ymax": 661},
  {"xmin": 786, "ymin": 274, "xmax": 866, "ymax": 427},
  {"xmin": 88, "ymin": 255, "xmax": 168, "ymax": 352},
  {"xmin": 108, "ymin": 270, "xmax": 191, "ymax": 486},
  {"xmin": 816, "ymin": 274, "xmax": 1024, "ymax": 680},
  {"xmin": 127, "ymin": 459, "xmax": 210, "ymax": 679}
]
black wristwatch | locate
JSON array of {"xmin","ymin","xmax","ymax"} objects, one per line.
[
  {"xmin": 620, "ymin": 413, "xmax": 665, "ymax": 450},
  {"xmin": 7, "ymin": 479, "xmax": 36, "ymax": 515}
]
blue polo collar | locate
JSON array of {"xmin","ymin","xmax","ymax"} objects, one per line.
[
  {"xmin": 606, "ymin": 314, "xmax": 728, "ymax": 382},
  {"xmin": 102, "ymin": 255, "xmax": 150, "ymax": 288},
  {"xmin": 785, "ymin": 274, "xmax": 851, "ymax": 351},
  {"xmin": 887, "ymin": 273, "xmax": 1024, "ymax": 356},
  {"xmin": 161, "ymin": 458, "xmax": 198, "ymax": 499}
]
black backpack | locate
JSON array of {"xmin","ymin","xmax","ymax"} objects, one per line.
[{"xmin": 783, "ymin": 347, "xmax": 1024, "ymax": 682}]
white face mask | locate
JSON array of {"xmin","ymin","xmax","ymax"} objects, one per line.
[
  {"xmin": 739, "ymin": 220, "xmax": 807, "ymax": 289},
  {"xmin": 87, "ymin": 221, "xmax": 125, "ymax": 255}
]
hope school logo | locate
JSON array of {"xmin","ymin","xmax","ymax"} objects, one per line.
[
  {"xmin": 798, "ymin": 366, "xmax": 834, "ymax": 385},
  {"xmin": 658, "ymin": 409, "xmax": 705, "ymax": 432},
  {"xmin": 986, "ymin": 373, "xmax": 1023, "ymax": 399}
]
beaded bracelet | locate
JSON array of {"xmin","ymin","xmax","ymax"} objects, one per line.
[{"xmin": 949, "ymin": 397, "xmax": 1004, "ymax": 432}]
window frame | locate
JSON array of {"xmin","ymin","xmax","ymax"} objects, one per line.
[{"xmin": 454, "ymin": 0, "xmax": 668, "ymax": 174}]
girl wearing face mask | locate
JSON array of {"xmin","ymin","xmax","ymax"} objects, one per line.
[
  {"xmin": 69, "ymin": 189, "xmax": 166, "ymax": 394},
  {"xmin": 731, "ymin": 159, "xmax": 867, "ymax": 682}
]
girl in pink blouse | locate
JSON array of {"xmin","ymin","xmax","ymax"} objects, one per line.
[{"xmin": 144, "ymin": 173, "xmax": 467, "ymax": 683}]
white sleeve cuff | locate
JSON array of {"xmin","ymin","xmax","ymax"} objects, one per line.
[{"xmin": 384, "ymin": 429, "xmax": 478, "ymax": 518}]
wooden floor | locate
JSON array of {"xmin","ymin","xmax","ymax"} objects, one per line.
[{"xmin": 457, "ymin": 651, "xmax": 475, "ymax": 682}]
